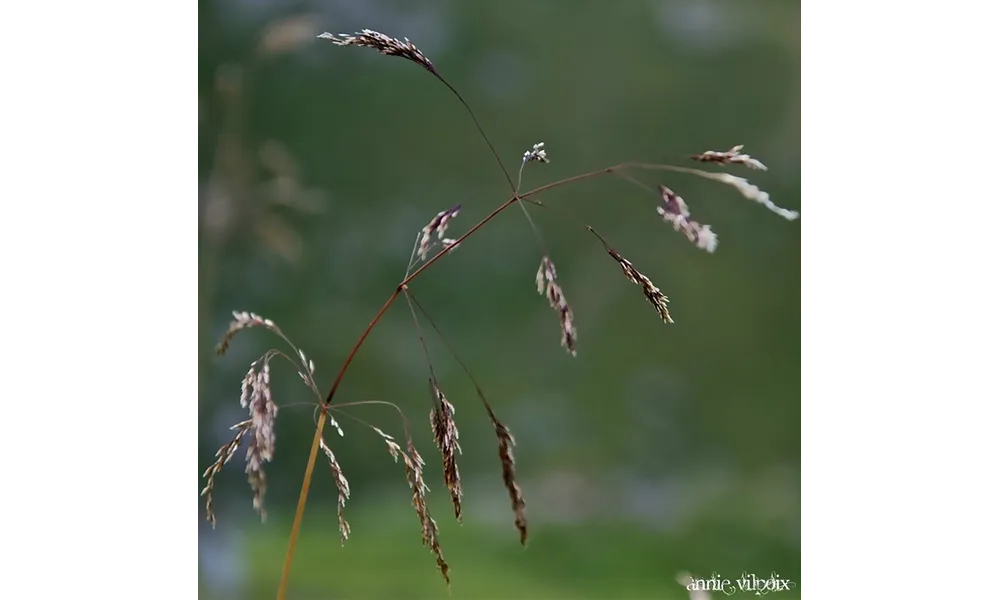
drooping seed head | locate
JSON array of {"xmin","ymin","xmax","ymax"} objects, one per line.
[
  {"xmin": 606, "ymin": 247, "xmax": 673, "ymax": 324},
  {"xmin": 216, "ymin": 311, "xmax": 280, "ymax": 354},
  {"xmin": 690, "ymin": 144, "xmax": 767, "ymax": 171},
  {"xmin": 493, "ymin": 420, "xmax": 527, "ymax": 545},
  {"xmin": 429, "ymin": 381, "xmax": 463, "ymax": 522},
  {"xmin": 318, "ymin": 29, "xmax": 438, "ymax": 75},
  {"xmin": 320, "ymin": 437, "xmax": 351, "ymax": 545},
  {"xmin": 656, "ymin": 185, "xmax": 718, "ymax": 253},
  {"xmin": 535, "ymin": 256, "xmax": 577, "ymax": 356},
  {"xmin": 690, "ymin": 170, "xmax": 798, "ymax": 220}
]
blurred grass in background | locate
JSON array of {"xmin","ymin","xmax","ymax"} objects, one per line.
[{"xmin": 199, "ymin": 1, "xmax": 800, "ymax": 598}]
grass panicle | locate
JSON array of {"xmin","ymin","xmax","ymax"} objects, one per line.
[
  {"xmin": 535, "ymin": 255, "xmax": 578, "ymax": 356},
  {"xmin": 657, "ymin": 184, "xmax": 718, "ymax": 253},
  {"xmin": 429, "ymin": 381, "xmax": 463, "ymax": 522},
  {"xmin": 494, "ymin": 419, "xmax": 528, "ymax": 546},
  {"xmin": 587, "ymin": 228, "xmax": 673, "ymax": 324},
  {"xmin": 418, "ymin": 204, "xmax": 461, "ymax": 262},
  {"xmin": 201, "ymin": 26, "xmax": 799, "ymax": 599},
  {"xmin": 404, "ymin": 292, "xmax": 530, "ymax": 544},
  {"xmin": 396, "ymin": 437, "xmax": 449, "ymax": 585},
  {"xmin": 319, "ymin": 437, "xmax": 351, "ymax": 545},
  {"xmin": 690, "ymin": 144, "xmax": 767, "ymax": 171},
  {"xmin": 200, "ymin": 419, "xmax": 252, "ymax": 528},
  {"xmin": 318, "ymin": 29, "xmax": 437, "ymax": 75}
]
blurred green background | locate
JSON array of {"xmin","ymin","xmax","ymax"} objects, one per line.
[{"xmin": 199, "ymin": 1, "xmax": 800, "ymax": 598}]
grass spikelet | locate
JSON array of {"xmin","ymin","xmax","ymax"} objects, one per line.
[
  {"xmin": 535, "ymin": 255, "xmax": 577, "ymax": 356},
  {"xmin": 429, "ymin": 381, "xmax": 463, "ymax": 522},
  {"xmin": 656, "ymin": 185, "xmax": 718, "ymax": 253},
  {"xmin": 319, "ymin": 437, "xmax": 351, "ymax": 544}
]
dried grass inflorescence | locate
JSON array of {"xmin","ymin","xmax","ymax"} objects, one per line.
[
  {"xmin": 382, "ymin": 433, "xmax": 450, "ymax": 584},
  {"xmin": 606, "ymin": 247, "xmax": 673, "ymax": 324},
  {"xmin": 205, "ymin": 312, "xmax": 351, "ymax": 530},
  {"xmin": 202, "ymin": 337, "xmax": 283, "ymax": 525},
  {"xmin": 319, "ymin": 437, "xmax": 351, "ymax": 545},
  {"xmin": 522, "ymin": 142, "xmax": 548, "ymax": 165},
  {"xmin": 679, "ymin": 168, "xmax": 798, "ymax": 221},
  {"xmin": 418, "ymin": 204, "xmax": 461, "ymax": 261},
  {"xmin": 201, "ymin": 419, "xmax": 252, "ymax": 528},
  {"xmin": 493, "ymin": 420, "xmax": 528, "ymax": 545},
  {"xmin": 706, "ymin": 171, "xmax": 798, "ymax": 221},
  {"xmin": 429, "ymin": 381, "xmax": 463, "ymax": 522},
  {"xmin": 657, "ymin": 185, "xmax": 718, "ymax": 253},
  {"xmin": 242, "ymin": 355, "xmax": 279, "ymax": 520},
  {"xmin": 317, "ymin": 30, "xmax": 437, "ymax": 75},
  {"xmin": 690, "ymin": 144, "xmax": 767, "ymax": 171},
  {"xmin": 535, "ymin": 256, "xmax": 577, "ymax": 356},
  {"xmin": 216, "ymin": 311, "xmax": 278, "ymax": 355}
]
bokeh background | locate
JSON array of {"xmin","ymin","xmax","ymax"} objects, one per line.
[{"xmin": 199, "ymin": 1, "xmax": 800, "ymax": 598}]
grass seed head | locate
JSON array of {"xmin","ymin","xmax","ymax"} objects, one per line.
[
  {"xmin": 657, "ymin": 185, "xmax": 718, "ymax": 253},
  {"xmin": 318, "ymin": 29, "xmax": 438, "ymax": 75},
  {"xmin": 535, "ymin": 256, "xmax": 578, "ymax": 356},
  {"xmin": 690, "ymin": 144, "xmax": 768, "ymax": 171}
]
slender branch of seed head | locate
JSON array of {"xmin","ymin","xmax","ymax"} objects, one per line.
[
  {"xmin": 400, "ymin": 286, "xmax": 442, "ymax": 394},
  {"xmin": 613, "ymin": 170, "xmax": 658, "ymax": 195},
  {"xmin": 430, "ymin": 76, "xmax": 516, "ymax": 194},
  {"xmin": 405, "ymin": 230, "xmax": 422, "ymax": 278},
  {"xmin": 264, "ymin": 349, "xmax": 322, "ymax": 400},
  {"xmin": 517, "ymin": 196, "xmax": 606, "ymax": 244},
  {"xmin": 405, "ymin": 292, "xmax": 525, "ymax": 544},
  {"xmin": 324, "ymin": 402, "xmax": 414, "ymax": 446},
  {"xmin": 514, "ymin": 197, "xmax": 550, "ymax": 256},
  {"xmin": 584, "ymin": 225, "xmax": 617, "ymax": 252},
  {"xmin": 319, "ymin": 30, "xmax": 512, "ymax": 193},
  {"xmin": 511, "ymin": 142, "xmax": 553, "ymax": 257},
  {"xmin": 401, "ymin": 285, "xmax": 465, "ymax": 523},
  {"xmin": 404, "ymin": 293, "xmax": 501, "ymax": 421},
  {"xmin": 223, "ymin": 316, "xmax": 322, "ymax": 398}
]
